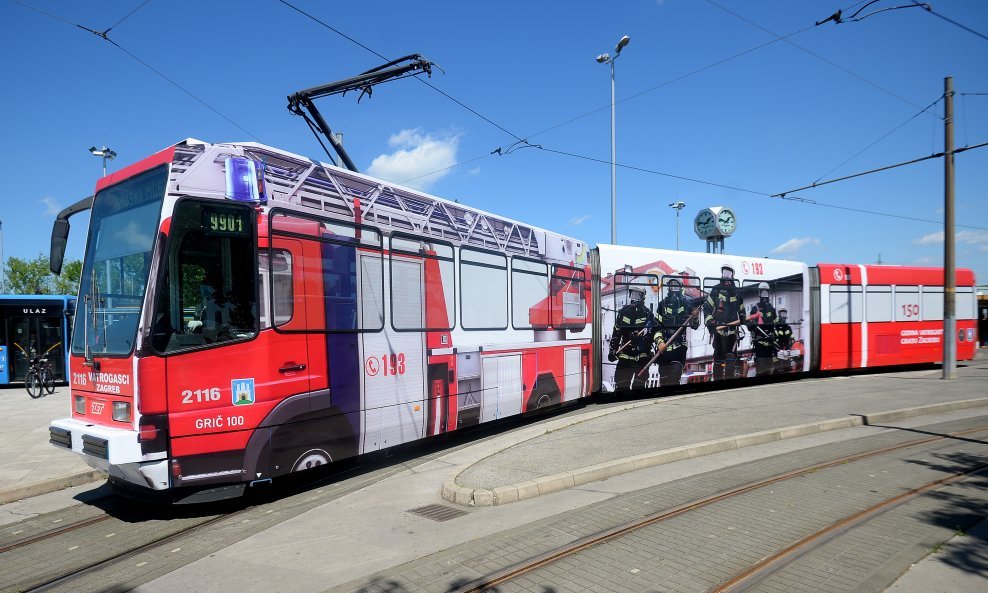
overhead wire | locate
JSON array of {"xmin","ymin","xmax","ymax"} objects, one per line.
[
  {"xmin": 523, "ymin": 23, "xmax": 818, "ymax": 141},
  {"xmin": 910, "ymin": 0, "xmax": 988, "ymax": 44},
  {"xmin": 275, "ymin": 0, "xmax": 523, "ymax": 142},
  {"xmin": 102, "ymin": 0, "xmax": 152, "ymax": 36},
  {"xmin": 536, "ymin": 144, "xmax": 988, "ymax": 231},
  {"xmin": 706, "ymin": 0, "xmax": 930, "ymax": 112},
  {"xmin": 12, "ymin": 0, "xmax": 984, "ymax": 232},
  {"xmin": 9, "ymin": 0, "xmax": 261, "ymax": 141},
  {"xmin": 811, "ymin": 95, "xmax": 943, "ymax": 184}
]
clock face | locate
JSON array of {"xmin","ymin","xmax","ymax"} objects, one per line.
[
  {"xmin": 694, "ymin": 210, "xmax": 716, "ymax": 238},
  {"xmin": 717, "ymin": 209, "xmax": 736, "ymax": 235}
]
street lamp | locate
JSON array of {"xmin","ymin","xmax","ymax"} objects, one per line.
[
  {"xmin": 668, "ymin": 201, "xmax": 686, "ymax": 250},
  {"xmin": 596, "ymin": 34, "xmax": 630, "ymax": 244},
  {"xmin": 89, "ymin": 146, "xmax": 117, "ymax": 177}
]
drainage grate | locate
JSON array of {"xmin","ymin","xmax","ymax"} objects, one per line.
[{"xmin": 407, "ymin": 504, "xmax": 468, "ymax": 522}]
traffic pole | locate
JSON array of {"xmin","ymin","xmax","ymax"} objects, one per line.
[{"xmin": 943, "ymin": 76, "xmax": 956, "ymax": 379}]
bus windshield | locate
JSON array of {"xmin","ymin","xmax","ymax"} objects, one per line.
[{"xmin": 72, "ymin": 166, "xmax": 168, "ymax": 357}]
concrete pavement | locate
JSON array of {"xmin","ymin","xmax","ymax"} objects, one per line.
[
  {"xmin": 1, "ymin": 352, "xmax": 986, "ymax": 592},
  {"xmin": 0, "ymin": 384, "xmax": 103, "ymax": 504},
  {"xmin": 134, "ymin": 353, "xmax": 988, "ymax": 593}
]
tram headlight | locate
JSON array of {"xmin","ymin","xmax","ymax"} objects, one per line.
[
  {"xmin": 112, "ymin": 401, "xmax": 132, "ymax": 422},
  {"xmin": 74, "ymin": 395, "xmax": 85, "ymax": 415}
]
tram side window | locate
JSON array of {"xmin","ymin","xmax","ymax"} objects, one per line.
[
  {"xmin": 511, "ymin": 258, "xmax": 549, "ymax": 330},
  {"xmin": 829, "ymin": 285, "xmax": 862, "ymax": 323},
  {"xmin": 865, "ymin": 286, "xmax": 892, "ymax": 322},
  {"xmin": 390, "ymin": 234, "xmax": 455, "ymax": 331},
  {"xmin": 921, "ymin": 287, "xmax": 944, "ymax": 321},
  {"xmin": 461, "ymin": 247, "xmax": 507, "ymax": 330},
  {"xmin": 151, "ymin": 201, "xmax": 257, "ymax": 353},
  {"xmin": 894, "ymin": 286, "xmax": 920, "ymax": 322},
  {"xmin": 957, "ymin": 287, "xmax": 975, "ymax": 320},
  {"xmin": 259, "ymin": 249, "xmax": 293, "ymax": 329},
  {"xmin": 270, "ymin": 211, "xmax": 384, "ymax": 333}
]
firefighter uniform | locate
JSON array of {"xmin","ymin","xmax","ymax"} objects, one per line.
[
  {"xmin": 654, "ymin": 282, "xmax": 700, "ymax": 386},
  {"xmin": 747, "ymin": 289, "xmax": 780, "ymax": 376},
  {"xmin": 704, "ymin": 266, "xmax": 744, "ymax": 381},
  {"xmin": 772, "ymin": 310, "xmax": 795, "ymax": 373},
  {"xmin": 608, "ymin": 291, "xmax": 656, "ymax": 391}
]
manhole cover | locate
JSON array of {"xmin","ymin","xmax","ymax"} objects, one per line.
[{"xmin": 407, "ymin": 504, "xmax": 468, "ymax": 522}]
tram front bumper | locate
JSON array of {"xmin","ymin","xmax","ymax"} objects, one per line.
[{"xmin": 49, "ymin": 418, "xmax": 170, "ymax": 490}]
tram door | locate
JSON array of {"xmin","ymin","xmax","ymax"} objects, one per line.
[
  {"xmin": 4, "ymin": 314, "xmax": 64, "ymax": 381},
  {"xmin": 359, "ymin": 254, "xmax": 426, "ymax": 452}
]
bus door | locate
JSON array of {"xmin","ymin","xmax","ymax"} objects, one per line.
[
  {"xmin": 359, "ymin": 253, "xmax": 426, "ymax": 452},
  {"xmin": 5, "ymin": 311, "xmax": 64, "ymax": 381}
]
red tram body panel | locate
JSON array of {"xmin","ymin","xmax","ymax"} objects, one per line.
[{"xmin": 815, "ymin": 264, "xmax": 977, "ymax": 370}]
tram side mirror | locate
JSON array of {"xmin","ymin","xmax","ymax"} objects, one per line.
[{"xmin": 50, "ymin": 219, "xmax": 70, "ymax": 275}]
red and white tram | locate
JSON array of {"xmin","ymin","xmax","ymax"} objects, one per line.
[
  {"xmin": 46, "ymin": 139, "xmax": 976, "ymax": 500},
  {"xmin": 813, "ymin": 264, "xmax": 978, "ymax": 370}
]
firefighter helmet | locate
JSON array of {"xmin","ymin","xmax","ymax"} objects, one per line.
[
  {"xmin": 666, "ymin": 277, "xmax": 683, "ymax": 294},
  {"xmin": 758, "ymin": 281, "xmax": 770, "ymax": 299},
  {"xmin": 628, "ymin": 285, "xmax": 646, "ymax": 303},
  {"xmin": 779, "ymin": 307, "xmax": 788, "ymax": 321},
  {"xmin": 721, "ymin": 263, "xmax": 735, "ymax": 280}
]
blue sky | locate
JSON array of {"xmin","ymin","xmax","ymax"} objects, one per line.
[{"xmin": 1, "ymin": 0, "xmax": 986, "ymax": 283}]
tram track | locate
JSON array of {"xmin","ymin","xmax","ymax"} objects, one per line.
[
  {"xmin": 713, "ymin": 460, "xmax": 988, "ymax": 593},
  {"xmin": 0, "ymin": 513, "xmax": 111, "ymax": 555},
  {"xmin": 19, "ymin": 509, "xmax": 243, "ymax": 593},
  {"xmin": 2, "ymin": 438, "xmax": 452, "ymax": 593},
  {"xmin": 448, "ymin": 423, "xmax": 988, "ymax": 593}
]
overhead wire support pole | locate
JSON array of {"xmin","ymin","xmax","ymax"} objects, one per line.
[
  {"xmin": 943, "ymin": 76, "xmax": 956, "ymax": 380},
  {"xmin": 287, "ymin": 54, "xmax": 434, "ymax": 172}
]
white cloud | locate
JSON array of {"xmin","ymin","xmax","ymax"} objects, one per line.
[
  {"xmin": 41, "ymin": 197, "xmax": 61, "ymax": 216},
  {"xmin": 914, "ymin": 231, "xmax": 944, "ymax": 245},
  {"xmin": 569, "ymin": 214, "xmax": 591, "ymax": 226},
  {"xmin": 914, "ymin": 230, "xmax": 988, "ymax": 247},
  {"xmin": 770, "ymin": 237, "xmax": 820, "ymax": 254},
  {"xmin": 365, "ymin": 128, "xmax": 460, "ymax": 191},
  {"xmin": 466, "ymin": 167, "xmax": 481, "ymax": 176}
]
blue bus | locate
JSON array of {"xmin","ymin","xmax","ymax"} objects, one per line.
[{"xmin": 0, "ymin": 295, "xmax": 75, "ymax": 385}]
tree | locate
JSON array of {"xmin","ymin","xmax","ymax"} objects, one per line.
[
  {"xmin": 54, "ymin": 259, "xmax": 83, "ymax": 296},
  {"xmin": 3, "ymin": 253, "xmax": 82, "ymax": 295}
]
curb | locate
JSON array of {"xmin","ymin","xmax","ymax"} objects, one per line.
[
  {"xmin": 442, "ymin": 397, "xmax": 988, "ymax": 507},
  {"xmin": 0, "ymin": 470, "xmax": 107, "ymax": 505}
]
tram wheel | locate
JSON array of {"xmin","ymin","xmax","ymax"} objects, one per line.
[{"xmin": 292, "ymin": 449, "xmax": 333, "ymax": 472}]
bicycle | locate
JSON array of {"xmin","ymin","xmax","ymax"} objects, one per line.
[{"xmin": 25, "ymin": 356, "xmax": 55, "ymax": 399}]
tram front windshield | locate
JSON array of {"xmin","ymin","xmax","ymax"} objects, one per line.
[{"xmin": 71, "ymin": 167, "xmax": 167, "ymax": 357}]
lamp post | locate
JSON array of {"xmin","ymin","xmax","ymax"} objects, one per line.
[
  {"xmin": 89, "ymin": 146, "xmax": 117, "ymax": 177},
  {"xmin": 596, "ymin": 35, "xmax": 630, "ymax": 244},
  {"xmin": 669, "ymin": 201, "xmax": 686, "ymax": 250}
]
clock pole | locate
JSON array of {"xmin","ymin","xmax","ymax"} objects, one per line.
[{"xmin": 943, "ymin": 76, "xmax": 956, "ymax": 380}]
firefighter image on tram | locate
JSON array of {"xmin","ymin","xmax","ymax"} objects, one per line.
[
  {"xmin": 704, "ymin": 263, "xmax": 745, "ymax": 381},
  {"xmin": 746, "ymin": 281, "xmax": 781, "ymax": 376},
  {"xmin": 606, "ymin": 284, "xmax": 656, "ymax": 391},
  {"xmin": 772, "ymin": 307, "xmax": 796, "ymax": 374},
  {"xmin": 651, "ymin": 277, "xmax": 702, "ymax": 387}
]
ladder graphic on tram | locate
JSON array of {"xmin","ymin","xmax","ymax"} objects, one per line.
[{"xmin": 171, "ymin": 142, "xmax": 546, "ymax": 256}]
